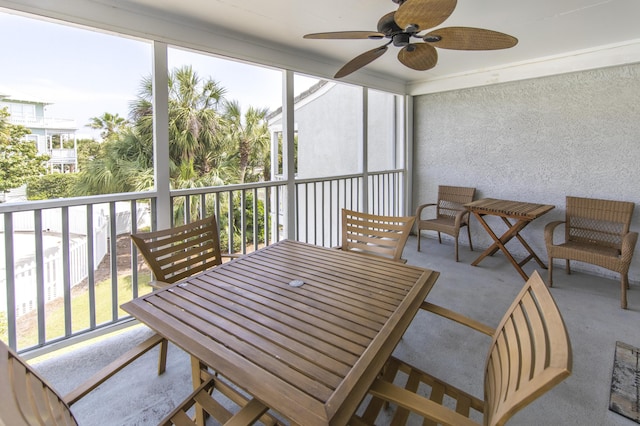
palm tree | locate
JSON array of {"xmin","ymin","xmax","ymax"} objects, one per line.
[
  {"xmin": 221, "ymin": 100, "xmax": 270, "ymax": 183},
  {"xmin": 75, "ymin": 66, "xmax": 272, "ymax": 199},
  {"xmin": 73, "ymin": 129, "xmax": 153, "ymax": 195},
  {"xmin": 86, "ymin": 112, "xmax": 129, "ymax": 141},
  {"xmin": 130, "ymin": 65, "xmax": 229, "ymax": 176}
]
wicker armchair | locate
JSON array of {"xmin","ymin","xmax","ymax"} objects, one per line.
[
  {"xmin": 545, "ymin": 196, "xmax": 638, "ymax": 309},
  {"xmin": 415, "ymin": 185, "xmax": 476, "ymax": 261}
]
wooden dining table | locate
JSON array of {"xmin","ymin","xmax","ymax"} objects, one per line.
[
  {"xmin": 122, "ymin": 239, "xmax": 439, "ymax": 426},
  {"xmin": 465, "ymin": 198, "xmax": 554, "ymax": 280}
]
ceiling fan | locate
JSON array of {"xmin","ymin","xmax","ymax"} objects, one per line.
[{"xmin": 303, "ymin": 0, "xmax": 518, "ymax": 78}]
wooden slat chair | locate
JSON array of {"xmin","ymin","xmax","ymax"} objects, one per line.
[
  {"xmin": 340, "ymin": 209, "xmax": 416, "ymax": 263},
  {"xmin": 352, "ymin": 271, "xmax": 572, "ymax": 426},
  {"xmin": 131, "ymin": 215, "xmax": 274, "ymax": 424},
  {"xmin": 545, "ymin": 196, "xmax": 638, "ymax": 309},
  {"xmin": 415, "ymin": 185, "xmax": 476, "ymax": 261},
  {"xmin": 131, "ymin": 214, "xmax": 238, "ymax": 289},
  {"xmin": 0, "ymin": 339, "xmax": 278, "ymax": 426}
]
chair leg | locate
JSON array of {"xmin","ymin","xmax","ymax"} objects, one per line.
[
  {"xmin": 417, "ymin": 230, "xmax": 421, "ymax": 251},
  {"xmin": 437, "ymin": 232, "xmax": 442, "ymax": 244},
  {"xmin": 466, "ymin": 224, "xmax": 473, "ymax": 251},
  {"xmin": 454, "ymin": 237, "xmax": 459, "ymax": 262},
  {"xmin": 548, "ymin": 258, "xmax": 554, "ymax": 287},
  {"xmin": 566, "ymin": 259, "xmax": 571, "ymax": 275},
  {"xmin": 621, "ymin": 274, "xmax": 628, "ymax": 309},
  {"xmin": 158, "ymin": 338, "xmax": 168, "ymax": 375}
]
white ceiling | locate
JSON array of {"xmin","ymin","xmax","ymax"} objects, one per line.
[
  {"xmin": 3, "ymin": 0, "xmax": 639, "ymax": 93},
  {"xmin": 108, "ymin": 0, "xmax": 640, "ymax": 88}
]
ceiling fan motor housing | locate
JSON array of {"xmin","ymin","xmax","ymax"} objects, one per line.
[{"xmin": 393, "ymin": 33, "xmax": 411, "ymax": 47}]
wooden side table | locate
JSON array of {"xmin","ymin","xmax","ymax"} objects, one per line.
[{"xmin": 465, "ymin": 198, "xmax": 554, "ymax": 280}]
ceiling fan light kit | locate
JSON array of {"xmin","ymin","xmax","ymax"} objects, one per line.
[{"xmin": 303, "ymin": 0, "xmax": 518, "ymax": 78}]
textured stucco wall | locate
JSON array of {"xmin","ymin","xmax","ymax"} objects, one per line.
[{"xmin": 413, "ymin": 63, "xmax": 640, "ymax": 281}]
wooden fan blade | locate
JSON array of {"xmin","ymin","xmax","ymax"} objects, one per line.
[
  {"xmin": 335, "ymin": 45, "xmax": 389, "ymax": 78},
  {"xmin": 425, "ymin": 27, "xmax": 518, "ymax": 50},
  {"xmin": 395, "ymin": 0, "xmax": 457, "ymax": 32},
  {"xmin": 304, "ymin": 31, "xmax": 385, "ymax": 40},
  {"xmin": 397, "ymin": 43, "xmax": 438, "ymax": 71}
]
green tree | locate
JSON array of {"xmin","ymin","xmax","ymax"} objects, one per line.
[
  {"xmin": 74, "ymin": 129, "xmax": 153, "ymax": 195},
  {"xmin": 76, "ymin": 138, "xmax": 104, "ymax": 171},
  {"xmin": 27, "ymin": 173, "xmax": 78, "ymax": 200},
  {"xmin": 131, "ymin": 65, "xmax": 230, "ymax": 176},
  {"xmin": 0, "ymin": 108, "xmax": 49, "ymax": 199},
  {"xmin": 87, "ymin": 112, "xmax": 130, "ymax": 141},
  {"xmin": 221, "ymin": 100, "xmax": 270, "ymax": 183},
  {"xmin": 76, "ymin": 66, "xmax": 234, "ymax": 196}
]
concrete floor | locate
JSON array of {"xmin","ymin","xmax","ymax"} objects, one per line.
[{"xmin": 33, "ymin": 236, "xmax": 640, "ymax": 425}]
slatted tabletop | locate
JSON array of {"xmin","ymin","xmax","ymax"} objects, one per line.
[
  {"xmin": 122, "ymin": 239, "xmax": 439, "ymax": 426},
  {"xmin": 465, "ymin": 198, "xmax": 554, "ymax": 220}
]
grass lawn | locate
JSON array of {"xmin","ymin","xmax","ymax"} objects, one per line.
[{"xmin": 12, "ymin": 273, "xmax": 154, "ymax": 350}]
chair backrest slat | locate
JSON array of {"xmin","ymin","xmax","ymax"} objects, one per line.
[
  {"xmin": 341, "ymin": 209, "xmax": 416, "ymax": 262},
  {"xmin": 1, "ymin": 340, "xmax": 77, "ymax": 426},
  {"xmin": 131, "ymin": 215, "xmax": 223, "ymax": 284},
  {"xmin": 484, "ymin": 271, "xmax": 572, "ymax": 426}
]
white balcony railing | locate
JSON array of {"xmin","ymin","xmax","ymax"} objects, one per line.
[
  {"xmin": 0, "ymin": 170, "xmax": 406, "ymax": 355},
  {"xmin": 8, "ymin": 116, "xmax": 77, "ymax": 130}
]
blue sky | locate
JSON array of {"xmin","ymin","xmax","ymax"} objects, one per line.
[{"xmin": 0, "ymin": 10, "xmax": 316, "ymax": 139}]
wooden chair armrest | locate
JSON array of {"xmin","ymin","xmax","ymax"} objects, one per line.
[
  {"xmin": 222, "ymin": 253, "xmax": 243, "ymax": 260},
  {"xmin": 416, "ymin": 203, "xmax": 437, "ymax": 219},
  {"xmin": 421, "ymin": 302, "xmax": 495, "ymax": 336},
  {"xmin": 368, "ymin": 379, "xmax": 480, "ymax": 426},
  {"xmin": 63, "ymin": 333, "xmax": 166, "ymax": 405},
  {"xmin": 544, "ymin": 220, "xmax": 566, "ymax": 246},
  {"xmin": 149, "ymin": 280, "xmax": 172, "ymax": 290}
]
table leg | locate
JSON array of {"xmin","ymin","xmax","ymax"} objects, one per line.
[
  {"xmin": 191, "ymin": 355, "xmax": 206, "ymax": 426},
  {"xmin": 499, "ymin": 217, "xmax": 548, "ymax": 270},
  {"xmin": 470, "ymin": 213, "xmax": 531, "ymax": 280}
]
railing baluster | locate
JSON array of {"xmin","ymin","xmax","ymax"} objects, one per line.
[
  {"xmin": 87, "ymin": 204, "xmax": 96, "ymax": 329},
  {"xmin": 4, "ymin": 213, "xmax": 17, "ymax": 349},
  {"xmin": 252, "ymin": 188, "xmax": 258, "ymax": 251},
  {"xmin": 275, "ymin": 185, "xmax": 281, "ymax": 242},
  {"xmin": 130, "ymin": 200, "xmax": 138, "ymax": 300},
  {"xmin": 263, "ymin": 188, "xmax": 270, "ymax": 246},
  {"xmin": 227, "ymin": 190, "xmax": 234, "ymax": 254},
  {"xmin": 34, "ymin": 210, "xmax": 45, "ymax": 345},
  {"xmin": 61, "ymin": 207, "xmax": 72, "ymax": 336},
  {"xmin": 108, "ymin": 202, "xmax": 118, "ymax": 322},
  {"xmin": 241, "ymin": 189, "xmax": 247, "ymax": 254}
]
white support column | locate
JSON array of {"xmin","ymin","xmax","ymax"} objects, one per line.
[
  {"xmin": 362, "ymin": 87, "xmax": 369, "ymax": 213},
  {"xmin": 405, "ymin": 95, "xmax": 414, "ymax": 216},
  {"xmin": 283, "ymin": 70, "xmax": 296, "ymax": 239},
  {"xmin": 152, "ymin": 41, "xmax": 171, "ymax": 229}
]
